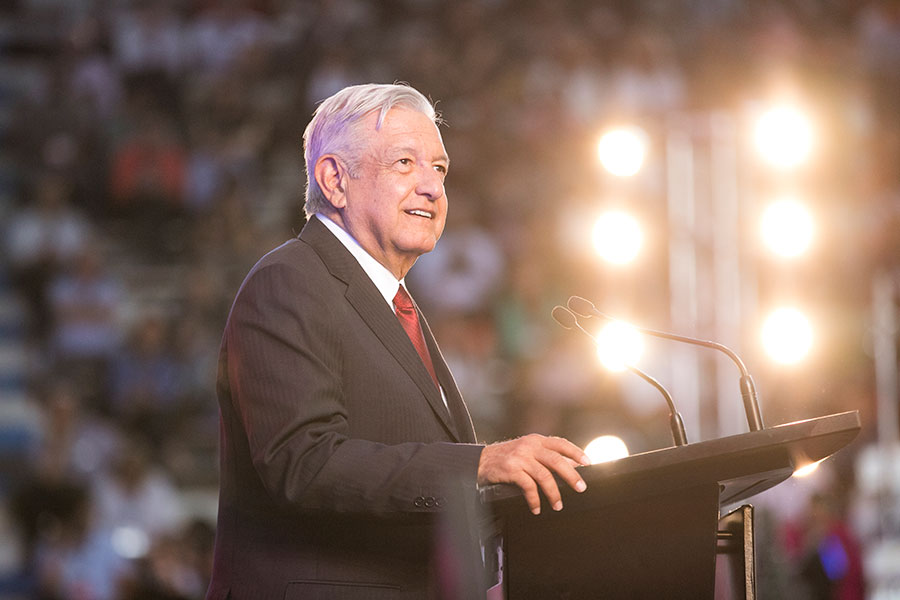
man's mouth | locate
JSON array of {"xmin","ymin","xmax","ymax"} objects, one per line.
[{"xmin": 405, "ymin": 209, "xmax": 433, "ymax": 219}]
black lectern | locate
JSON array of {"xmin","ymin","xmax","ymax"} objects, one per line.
[{"xmin": 479, "ymin": 411, "xmax": 861, "ymax": 599}]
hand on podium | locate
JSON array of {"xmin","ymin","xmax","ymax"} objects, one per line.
[{"xmin": 477, "ymin": 434, "xmax": 590, "ymax": 515}]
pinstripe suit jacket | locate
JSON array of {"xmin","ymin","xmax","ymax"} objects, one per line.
[{"xmin": 206, "ymin": 217, "xmax": 483, "ymax": 600}]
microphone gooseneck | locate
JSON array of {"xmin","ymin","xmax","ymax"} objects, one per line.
[
  {"xmin": 552, "ymin": 306, "xmax": 688, "ymax": 447},
  {"xmin": 567, "ymin": 296, "xmax": 764, "ymax": 432}
]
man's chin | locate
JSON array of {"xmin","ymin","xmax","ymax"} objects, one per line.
[{"xmin": 403, "ymin": 236, "xmax": 440, "ymax": 257}]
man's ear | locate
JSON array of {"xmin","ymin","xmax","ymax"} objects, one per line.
[{"xmin": 314, "ymin": 155, "xmax": 347, "ymax": 209}]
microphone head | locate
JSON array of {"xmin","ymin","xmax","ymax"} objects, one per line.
[
  {"xmin": 551, "ymin": 306, "xmax": 577, "ymax": 330},
  {"xmin": 567, "ymin": 296, "xmax": 596, "ymax": 318}
]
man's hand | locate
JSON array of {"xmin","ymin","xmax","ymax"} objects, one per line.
[{"xmin": 477, "ymin": 434, "xmax": 591, "ymax": 515}]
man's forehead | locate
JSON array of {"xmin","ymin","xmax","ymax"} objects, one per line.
[{"xmin": 365, "ymin": 108, "xmax": 447, "ymax": 154}]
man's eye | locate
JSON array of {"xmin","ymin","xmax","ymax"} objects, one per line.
[
  {"xmin": 434, "ymin": 165, "xmax": 447, "ymax": 175},
  {"xmin": 398, "ymin": 158, "xmax": 412, "ymax": 166}
]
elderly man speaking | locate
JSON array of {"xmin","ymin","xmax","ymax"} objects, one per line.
[{"xmin": 207, "ymin": 83, "xmax": 589, "ymax": 600}]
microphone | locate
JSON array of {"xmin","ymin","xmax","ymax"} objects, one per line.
[
  {"xmin": 567, "ymin": 296, "xmax": 764, "ymax": 432},
  {"xmin": 552, "ymin": 306, "xmax": 688, "ymax": 447}
]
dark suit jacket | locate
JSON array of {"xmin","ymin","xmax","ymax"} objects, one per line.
[{"xmin": 206, "ymin": 217, "xmax": 484, "ymax": 600}]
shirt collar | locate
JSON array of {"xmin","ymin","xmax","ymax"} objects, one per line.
[{"xmin": 315, "ymin": 213, "xmax": 403, "ymax": 309}]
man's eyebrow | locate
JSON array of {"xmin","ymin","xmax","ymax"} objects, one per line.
[
  {"xmin": 388, "ymin": 146, "xmax": 450, "ymax": 165},
  {"xmin": 428, "ymin": 149, "xmax": 450, "ymax": 166}
]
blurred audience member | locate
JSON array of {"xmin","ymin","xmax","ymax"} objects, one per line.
[
  {"xmin": 46, "ymin": 244, "xmax": 124, "ymax": 408},
  {"xmin": 788, "ymin": 492, "xmax": 867, "ymax": 600},
  {"xmin": 110, "ymin": 112, "xmax": 187, "ymax": 209},
  {"xmin": 110, "ymin": 314, "xmax": 180, "ymax": 436},
  {"xmin": 111, "ymin": 0, "xmax": 184, "ymax": 108},
  {"xmin": 37, "ymin": 379, "xmax": 122, "ymax": 481},
  {"xmin": 187, "ymin": 0, "xmax": 273, "ymax": 76},
  {"xmin": 183, "ymin": 122, "xmax": 227, "ymax": 214},
  {"xmin": 125, "ymin": 526, "xmax": 212, "ymax": 600},
  {"xmin": 6, "ymin": 173, "xmax": 92, "ymax": 340},
  {"xmin": 30, "ymin": 483, "xmax": 134, "ymax": 600},
  {"xmin": 92, "ymin": 438, "xmax": 186, "ymax": 546},
  {"xmin": 67, "ymin": 16, "xmax": 124, "ymax": 120}
]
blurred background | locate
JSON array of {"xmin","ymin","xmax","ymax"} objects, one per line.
[{"xmin": 0, "ymin": 0, "xmax": 899, "ymax": 598}]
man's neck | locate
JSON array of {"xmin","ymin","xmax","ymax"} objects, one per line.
[
  {"xmin": 317, "ymin": 210, "xmax": 412, "ymax": 279},
  {"xmin": 314, "ymin": 213, "xmax": 404, "ymax": 308}
]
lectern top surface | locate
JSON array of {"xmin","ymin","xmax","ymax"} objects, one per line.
[{"xmin": 480, "ymin": 411, "xmax": 861, "ymax": 510}]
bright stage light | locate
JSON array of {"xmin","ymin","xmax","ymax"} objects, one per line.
[
  {"xmin": 761, "ymin": 198, "xmax": 814, "ymax": 257},
  {"xmin": 762, "ymin": 307, "xmax": 813, "ymax": 364},
  {"xmin": 754, "ymin": 106, "xmax": 814, "ymax": 169},
  {"xmin": 595, "ymin": 320, "xmax": 644, "ymax": 372},
  {"xmin": 592, "ymin": 211, "xmax": 643, "ymax": 265},
  {"xmin": 597, "ymin": 127, "xmax": 648, "ymax": 177},
  {"xmin": 585, "ymin": 435, "xmax": 629, "ymax": 464}
]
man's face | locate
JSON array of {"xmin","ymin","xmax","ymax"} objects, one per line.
[{"xmin": 337, "ymin": 107, "xmax": 449, "ymax": 278}]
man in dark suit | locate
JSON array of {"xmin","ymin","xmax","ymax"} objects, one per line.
[{"xmin": 207, "ymin": 83, "xmax": 590, "ymax": 599}]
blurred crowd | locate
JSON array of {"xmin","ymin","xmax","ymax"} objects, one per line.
[{"xmin": 1, "ymin": 0, "xmax": 899, "ymax": 598}]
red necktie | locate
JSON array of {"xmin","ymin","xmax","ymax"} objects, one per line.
[{"xmin": 393, "ymin": 285, "xmax": 440, "ymax": 390}]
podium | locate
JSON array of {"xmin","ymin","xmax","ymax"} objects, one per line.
[{"xmin": 479, "ymin": 411, "xmax": 861, "ymax": 599}]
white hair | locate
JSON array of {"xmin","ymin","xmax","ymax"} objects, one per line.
[{"xmin": 303, "ymin": 83, "xmax": 439, "ymax": 217}]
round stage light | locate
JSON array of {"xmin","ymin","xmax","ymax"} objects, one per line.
[
  {"xmin": 754, "ymin": 106, "xmax": 814, "ymax": 169},
  {"xmin": 592, "ymin": 211, "xmax": 643, "ymax": 265},
  {"xmin": 597, "ymin": 127, "xmax": 648, "ymax": 177},
  {"xmin": 585, "ymin": 435, "xmax": 629, "ymax": 464},
  {"xmin": 762, "ymin": 307, "xmax": 813, "ymax": 364},
  {"xmin": 761, "ymin": 198, "xmax": 814, "ymax": 257},
  {"xmin": 595, "ymin": 320, "xmax": 644, "ymax": 372}
]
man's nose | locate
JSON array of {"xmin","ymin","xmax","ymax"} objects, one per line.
[{"xmin": 417, "ymin": 166, "xmax": 445, "ymax": 200}]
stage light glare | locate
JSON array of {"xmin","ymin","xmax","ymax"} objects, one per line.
[
  {"xmin": 761, "ymin": 198, "xmax": 814, "ymax": 257},
  {"xmin": 754, "ymin": 106, "xmax": 813, "ymax": 168},
  {"xmin": 597, "ymin": 127, "xmax": 648, "ymax": 176},
  {"xmin": 792, "ymin": 460, "xmax": 822, "ymax": 478},
  {"xmin": 596, "ymin": 321, "xmax": 643, "ymax": 372},
  {"xmin": 592, "ymin": 211, "xmax": 643, "ymax": 265},
  {"xmin": 762, "ymin": 307, "xmax": 813, "ymax": 364},
  {"xmin": 585, "ymin": 435, "xmax": 629, "ymax": 464}
]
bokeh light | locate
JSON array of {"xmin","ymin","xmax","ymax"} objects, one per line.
[
  {"xmin": 761, "ymin": 197, "xmax": 814, "ymax": 257},
  {"xmin": 595, "ymin": 320, "xmax": 644, "ymax": 372},
  {"xmin": 597, "ymin": 127, "xmax": 648, "ymax": 176},
  {"xmin": 762, "ymin": 307, "xmax": 813, "ymax": 364},
  {"xmin": 754, "ymin": 105, "xmax": 814, "ymax": 169},
  {"xmin": 585, "ymin": 435, "xmax": 630, "ymax": 464},
  {"xmin": 111, "ymin": 525, "xmax": 151, "ymax": 559},
  {"xmin": 592, "ymin": 211, "xmax": 643, "ymax": 265}
]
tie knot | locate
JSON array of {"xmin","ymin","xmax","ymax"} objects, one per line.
[{"xmin": 393, "ymin": 285, "xmax": 415, "ymax": 313}]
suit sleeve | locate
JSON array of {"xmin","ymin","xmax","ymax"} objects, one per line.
[{"xmin": 222, "ymin": 262, "xmax": 484, "ymax": 516}]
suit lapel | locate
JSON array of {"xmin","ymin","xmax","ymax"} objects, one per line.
[
  {"xmin": 299, "ymin": 218, "xmax": 462, "ymax": 441},
  {"xmin": 420, "ymin": 312, "xmax": 477, "ymax": 443}
]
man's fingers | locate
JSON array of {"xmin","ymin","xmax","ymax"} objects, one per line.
[
  {"xmin": 511, "ymin": 472, "xmax": 541, "ymax": 515},
  {"xmin": 537, "ymin": 447, "xmax": 587, "ymax": 495},
  {"xmin": 542, "ymin": 436, "xmax": 591, "ymax": 466},
  {"xmin": 524, "ymin": 461, "xmax": 563, "ymax": 512}
]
